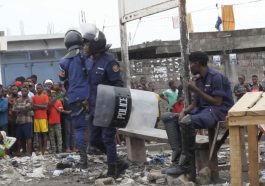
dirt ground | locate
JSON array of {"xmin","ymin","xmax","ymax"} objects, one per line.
[{"xmin": 2, "ymin": 139, "xmax": 265, "ymax": 186}]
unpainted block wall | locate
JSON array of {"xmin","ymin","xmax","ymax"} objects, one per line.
[
  {"xmin": 130, "ymin": 57, "xmax": 182, "ymax": 93},
  {"xmin": 129, "ymin": 50, "xmax": 265, "ymax": 110}
]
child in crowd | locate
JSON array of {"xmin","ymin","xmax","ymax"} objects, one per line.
[
  {"xmin": 234, "ymin": 74, "xmax": 249, "ymax": 101},
  {"xmin": 48, "ymin": 90, "xmax": 63, "ymax": 153},
  {"xmin": 172, "ymin": 95, "xmax": 185, "ymax": 113},
  {"xmin": 13, "ymin": 86, "xmax": 33, "ymax": 156},
  {"xmin": 0, "ymin": 88, "xmax": 8, "ymax": 133},
  {"xmin": 32, "ymin": 83, "xmax": 49, "ymax": 155}
]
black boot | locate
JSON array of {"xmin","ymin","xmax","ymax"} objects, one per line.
[
  {"xmin": 162, "ymin": 112, "xmax": 182, "ymax": 162},
  {"xmin": 87, "ymin": 145, "xmax": 105, "ymax": 155},
  {"xmin": 107, "ymin": 159, "xmax": 129, "ymax": 178},
  {"xmin": 77, "ymin": 150, "xmax": 88, "ymax": 169},
  {"xmin": 161, "ymin": 112, "xmax": 182, "ymax": 174},
  {"xmin": 166, "ymin": 115, "xmax": 196, "ymax": 181}
]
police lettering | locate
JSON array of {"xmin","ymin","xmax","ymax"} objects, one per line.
[{"xmin": 117, "ymin": 97, "xmax": 128, "ymax": 120}]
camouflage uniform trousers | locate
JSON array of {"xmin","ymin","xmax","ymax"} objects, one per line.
[{"xmin": 48, "ymin": 124, "xmax": 63, "ymax": 153}]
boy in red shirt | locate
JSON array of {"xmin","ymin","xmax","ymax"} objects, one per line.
[
  {"xmin": 48, "ymin": 90, "xmax": 63, "ymax": 153},
  {"xmin": 32, "ymin": 83, "xmax": 49, "ymax": 155},
  {"xmin": 172, "ymin": 96, "xmax": 185, "ymax": 113}
]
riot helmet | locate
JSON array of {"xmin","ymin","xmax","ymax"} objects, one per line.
[
  {"xmin": 64, "ymin": 30, "xmax": 83, "ymax": 51},
  {"xmin": 83, "ymin": 28, "xmax": 111, "ymax": 54}
]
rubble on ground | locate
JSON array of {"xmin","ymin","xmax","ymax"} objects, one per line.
[{"xmin": 0, "ymin": 142, "xmax": 252, "ymax": 186}]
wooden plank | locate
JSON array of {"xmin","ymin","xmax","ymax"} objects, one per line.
[
  {"xmin": 247, "ymin": 92, "xmax": 265, "ymax": 115},
  {"xmin": 118, "ymin": 128, "xmax": 168, "ymax": 143},
  {"xmin": 229, "ymin": 115, "xmax": 265, "ymax": 126},
  {"xmin": 229, "ymin": 126, "xmax": 243, "ymax": 186},
  {"xmin": 228, "ymin": 92, "xmax": 262, "ymax": 117},
  {"xmin": 247, "ymin": 125, "xmax": 259, "ymax": 186},
  {"xmin": 118, "ymin": 128, "xmax": 214, "ymax": 145}
]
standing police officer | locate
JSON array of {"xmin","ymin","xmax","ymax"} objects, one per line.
[
  {"xmin": 82, "ymin": 27, "xmax": 128, "ymax": 178},
  {"xmin": 59, "ymin": 30, "xmax": 91, "ymax": 169}
]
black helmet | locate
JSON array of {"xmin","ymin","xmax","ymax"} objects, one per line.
[
  {"xmin": 83, "ymin": 30, "xmax": 111, "ymax": 54},
  {"xmin": 64, "ymin": 30, "xmax": 83, "ymax": 51}
]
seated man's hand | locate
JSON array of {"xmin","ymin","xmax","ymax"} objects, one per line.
[
  {"xmin": 179, "ymin": 111, "xmax": 185, "ymax": 120},
  {"xmin": 188, "ymin": 80, "xmax": 198, "ymax": 93}
]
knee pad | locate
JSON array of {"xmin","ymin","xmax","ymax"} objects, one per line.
[{"xmin": 179, "ymin": 114, "xmax": 192, "ymax": 126}]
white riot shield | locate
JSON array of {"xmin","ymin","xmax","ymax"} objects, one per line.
[
  {"xmin": 93, "ymin": 85, "xmax": 158, "ymax": 128},
  {"xmin": 126, "ymin": 89, "xmax": 158, "ymax": 129}
]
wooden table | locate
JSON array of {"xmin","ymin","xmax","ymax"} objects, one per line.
[{"xmin": 228, "ymin": 92, "xmax": 264, "ymax": 185}]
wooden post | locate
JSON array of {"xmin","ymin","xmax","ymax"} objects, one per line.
[
  {"xmin": 229, "ymin": 126, "xmax": 243, "ymax": 186},
  {"xmin": 240, "ymin": 127, "xmax": 248, "ymax": 172},
  {"xmin": 179, "ymin": 0, "xmax": 190, "ymax": 105},
  {"xmin": 125, "ymin": 136, "xmax": 146, "ymax": 163},
  {"xmin": 118, "ymin": 0, "xmax": 131, "ymax": 88},
  {"xmin": 208, "ymin": 128, "xmax": 219, "ymax": 181},
  {"xmin": 247, "ymin": 125, "xmax": 259, "ymax": 186}
]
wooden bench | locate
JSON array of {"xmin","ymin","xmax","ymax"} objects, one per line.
[{"xmin": 118, "ymin": 122, "xmax": 228, "ymax": 181}]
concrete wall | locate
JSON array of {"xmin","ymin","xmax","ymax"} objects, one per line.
[
  {"xmin": 189, "ymin": 28, "xmax": 265, "ymax": 52},
  {"xmin": 130, "ymin": 57, "xmax": 181, "ymax": 93},
  {"xmin": 128, "ymin": 28, "xmax": 265, "ymax": 94}
]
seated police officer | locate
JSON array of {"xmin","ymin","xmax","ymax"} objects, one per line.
[
  {"xmin": 161, "ymin": 51, "xmax": 234, "ymax": 181},
  {"xmin": 82, "ymin": 26, "xmax": 128, "ymax": 178},
  {"xmin": 59, "ymin": 30, "xmax": 92, "ymax": 169}
]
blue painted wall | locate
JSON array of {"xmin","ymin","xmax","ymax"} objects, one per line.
[{"xmin": 0, "ymin": 49, "xmax": 66, "ymax": 86}]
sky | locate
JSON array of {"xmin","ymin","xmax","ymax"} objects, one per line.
[{"xmin": 0, "ymin": 0, "xmax": 265, "ymax": 47}]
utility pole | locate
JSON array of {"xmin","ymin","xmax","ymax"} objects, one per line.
[
  {"xmin": 118, "ymin": 0, "xmax": 131, "ymax": 88},
  {"xmin": 179, "ymin": 0, "xmax": 190, "ymax": 105}
]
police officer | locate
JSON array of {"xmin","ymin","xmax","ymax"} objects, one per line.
[
  {"xmin": 82, "ymin": 27, "xmax": 128, "ymax": 178},
  {"xmin": 161, "ymin": 51, "xmax": 234, "ymax": 181},
  {"xmin": 59, "ymin": 30, "xmax": 92, "ymax": 169}
]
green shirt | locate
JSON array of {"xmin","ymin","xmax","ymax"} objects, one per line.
[{"xmin": 163, "ymin": 89, "xmax": 178, "ymax": 111}]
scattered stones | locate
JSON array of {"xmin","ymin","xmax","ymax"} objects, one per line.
[
  {"xmin": 95, "ymin": 177, "xmax": 115, "ymax": 186},
  {"xmin": 0, "ymin": 143, "xmax": 235, "ymax": 185},
  {"xmin": 167, "ymin": 174, "xmax": 195, "ymax": 186},
  {"xmin": 156, "ymin": 177, "xmax": 166, "ymax": 184},
  {"xmin": 197, "ymin": 166, "xmax": 211, "ymax": 185},
  {"xmin": 147, "ymin": 169, "xmax": 166, "ymax": 182},
  {"xmin": 119, "ymin": 178, "xmax": 135, "ymax": 186},
  {"xmin": 26, "ymin": 166, "xmax": 45, "ymax": 178}
]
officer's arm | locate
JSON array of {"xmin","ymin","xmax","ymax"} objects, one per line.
[
  {"xmin": 193, "ymin": 89, "xmax": 223, "ymax": 106},
  {"xmin": 188, "ymin": 76, "xmax": 224, "ymax": 106},
  {"xmin": 183, "ymin": 100, "xmax": 197, "ymax": 114},
  {"xmin": 106, "ymin": 61, "xmax": 124, "ymax": 87},
  {"xmin": 58, "ymin": 59, "xmax": 67, "ymax": 81}
]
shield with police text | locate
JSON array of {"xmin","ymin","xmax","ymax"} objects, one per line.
[
  {"xmin": 94, "ymin": 85, "xmax": 132, "ymax": 128},
  {"xmin": 94, "ymin": 85, "xmax": 159, "ymax": 129}
]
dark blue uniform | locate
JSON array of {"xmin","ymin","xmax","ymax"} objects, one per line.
[
  {"xmin": 59, "ymin": 55, "xmax": 92, "ymax": 154},
  {"xmin": 89, "ymin": 53, "xmax": 123, "ymax": 165},
  {"xmin": 190, "ymin": 68, "xmax": 234, "ymax": 128}
]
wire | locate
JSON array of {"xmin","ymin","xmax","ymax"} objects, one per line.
[
  {"xmin": 130, "ymin": 18, "xmax": 141, "ymax": 45},
  {"xmin": 102, "ymin": 0, "xmax": 265, "ymax": 29}
]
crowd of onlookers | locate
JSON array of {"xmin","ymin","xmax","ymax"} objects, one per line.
[
  {"xmin": 0, "ymin": 74, "xmax": 184, "ymax": 157},
  {"xmin": 233, "ymin": 74, "xmax": 265, "ymax": 100},
  {"xmin": 132, "ymin": 76, "xmax": 185, "ymax": 115},
  {"xmin": 1, "ymin": 73, "xmax": 263, "ymax": 157},
  {"xmin": 0, "ymin": 75, "xmax": 76, "ymax": 156}
]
